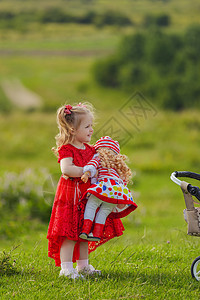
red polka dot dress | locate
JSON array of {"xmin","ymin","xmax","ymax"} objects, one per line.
[
  {"xmin": 82, "ymin": 154, "xmax": 137, "ymax": 219},
  {"xmin": 47, "ymin": 144, "xmax": 125, "ymax": 266}
]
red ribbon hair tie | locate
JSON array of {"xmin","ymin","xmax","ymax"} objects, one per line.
[{"xmin": 64, "ymin": 105, "xmax": 72, "ymax": 114}]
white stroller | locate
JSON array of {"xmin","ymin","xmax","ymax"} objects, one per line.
[{"xmin": 171, "ymin": 171, "xmax": 200, "ymax": 281}]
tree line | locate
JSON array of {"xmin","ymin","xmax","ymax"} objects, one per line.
[
  {"xmin": 93, "ymin": 26, "xmax": 200, "ymax": 110},
  {"xmin": 0, "ymin": 8, "xmax": 171, "ymax": 30},
  {"xmin": 0, "ymin": 9, "xmax": 132, "ymax": 29}
]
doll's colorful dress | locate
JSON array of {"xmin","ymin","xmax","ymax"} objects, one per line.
[{"xmin": 82, "ymin": 154, "xmax": 137, "ymax": 219}]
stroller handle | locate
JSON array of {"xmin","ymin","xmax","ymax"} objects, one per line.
[{"xmin": 171, "ymin": 171, "xmax": 200, "ymax": 201}]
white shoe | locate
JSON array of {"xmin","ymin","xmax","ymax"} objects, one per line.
[
  {"xmin": 59, "ymin": 268, "xmax": 83, "ymax": 279},
  {"xmin": 76, "ymin": 264, "xmax": 101, "ymax": 276}
]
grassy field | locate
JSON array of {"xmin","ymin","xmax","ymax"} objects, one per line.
[
  {"xmin": 1, "ymin": 219, "xmax": 200, "ymax": 299},
  {"xmin": 1, "ymin": 109, "xmax": 200, "ymax": 299},
  {"xmin": 0, "ymin": 109, "xmax": 200, "ymax": 174},
  {"xmin": 1, "ymin": 0, "xmax": 200, "ymax": 298}
]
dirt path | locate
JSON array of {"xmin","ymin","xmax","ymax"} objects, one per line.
[{"xmin": 1, "ymin": 79, "xmax": 42, "ymax": 109}]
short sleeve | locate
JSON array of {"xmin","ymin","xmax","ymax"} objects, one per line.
[{"xmin": 58, "ymin": 145, "xmax": 73, "ymax": 163}]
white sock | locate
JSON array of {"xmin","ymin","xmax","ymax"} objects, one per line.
[
  {"xmin": 76, "ymin": 259, "xmax": 88, "ymax": 271},
  {"xmin": 61, "ymin": 262, "xmax": 73, "ymax": 272}
]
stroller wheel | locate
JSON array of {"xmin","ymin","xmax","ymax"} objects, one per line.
[{"xmin": 191, "ymin": 256, "xmax": 200, "ymax": 281}]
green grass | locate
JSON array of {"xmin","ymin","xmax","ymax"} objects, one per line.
[
  {"xmin": 0, "ymin": 24, "xmax": 121, "ymax": 51},
  {"xmin": 1, "ymin": 113, "xmax": 200, "ymax": 299},
  {"xmin": 1, "ymin": 225, "xmax": 200, "ymax": 299},
  {"xmin": 1, "ymin": 109, "xmax": 200, "ymax": 298},
  {"xmin": 1, "ymin": 107, "xmax": 200, "ymax": 298},
  {"xmin": 0, "ymin": 110, "xmax": 200, "ymax": 174}
]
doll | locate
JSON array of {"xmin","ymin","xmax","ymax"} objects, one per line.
[{"xmin": 79, "ymin": 136, "xmax": 137, "ymax": 242}]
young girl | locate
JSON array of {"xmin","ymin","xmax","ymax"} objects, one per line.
[
  {"xmin": 79, "ymin": 136, "xmax": 137, "ymax": 242},
  {"xmin": 47, "ymin": 103, "xmax": 125, "ymax": 279}
]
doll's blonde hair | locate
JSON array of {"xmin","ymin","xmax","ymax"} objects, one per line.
[
  {"xmin": 52, "ymin": 102, "xmax": 94, "ymax": 156},
  {"xmin": 96, "ymin": 147, "xmax": 132, "ymax": 183}
]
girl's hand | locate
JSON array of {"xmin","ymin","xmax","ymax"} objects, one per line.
[{"xmin": 81, "ymin": 171, "xmax": 91, "ymax": 183}]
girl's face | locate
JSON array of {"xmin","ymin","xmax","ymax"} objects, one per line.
[{"xmin": 73, "ymin": 113, "xmax": 93, "ymax": 145}]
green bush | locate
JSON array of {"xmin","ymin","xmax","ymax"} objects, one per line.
[
  {"xmin": 37, "ymin": 8, "xmax": 74, "ymax": 24},
  {"xmin": 78, "ymin": 11, "xmax": 97, "ymax": 24},
  {"xmin": 118, "ymin": 63, "xmax": 147, "ymax": 89},
  {"xmin": 94, "ymin": 10, "xmax": 132, "ymax": 28},
  {"xmin": 147, "ymin": 32, "xmax": 176, "ymax": 68},
  {"xmin": 92, "ymin": 56, "xmax": 121, "ymax": 87},
  {"xmin": 0, "ymin": 169, "xmax": 52, "ymax": 222},
  {"xmin": 93, "ymin": 26, "xmax": 200, "ymax": 110},
  {"xmin": 184, "ymin": 25, "xmax": 200, "ymax": 62},
  {"xmin": 144, "ymin": 13, "xmax": 171, "ymax": 27},
  {"xmin": 0, "ymin": 10, "xmax": 36, "ymax": 30},
  {"xmin": 117, "ymin": 33, "xmax": 146, "ymax": 63}
]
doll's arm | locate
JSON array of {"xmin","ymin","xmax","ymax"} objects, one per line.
[{"xmin": 81, "ymin": 154, "xmax": 99, "ymax": 183}]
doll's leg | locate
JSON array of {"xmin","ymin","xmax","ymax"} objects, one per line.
[
  {"xmin": 87, "ymin": 202, "xmax": 116, "ymax": 241},
  {"xmin": 84, "ymin": 195, "xmax": 102, "ymax": 221},
  {"xmin": 79, "ymin": 195, "xmax": 102, "ymax": 239},
  {"xmin": 95, "ymin": 202, "xmax": 116, "ymax": 224}
]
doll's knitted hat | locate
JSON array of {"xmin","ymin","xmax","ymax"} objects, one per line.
[{"xmin": 94, "ymin": 136, "xmax": 120, "ymax": 154}]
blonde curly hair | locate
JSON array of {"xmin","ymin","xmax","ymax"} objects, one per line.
[
  {"xmin": 52, "ymin": 102, "xmax": 94, "ymax": 156},
  {"xmin": 96, "ymin": 147, "xmax": 132, "ymax": 183}
]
